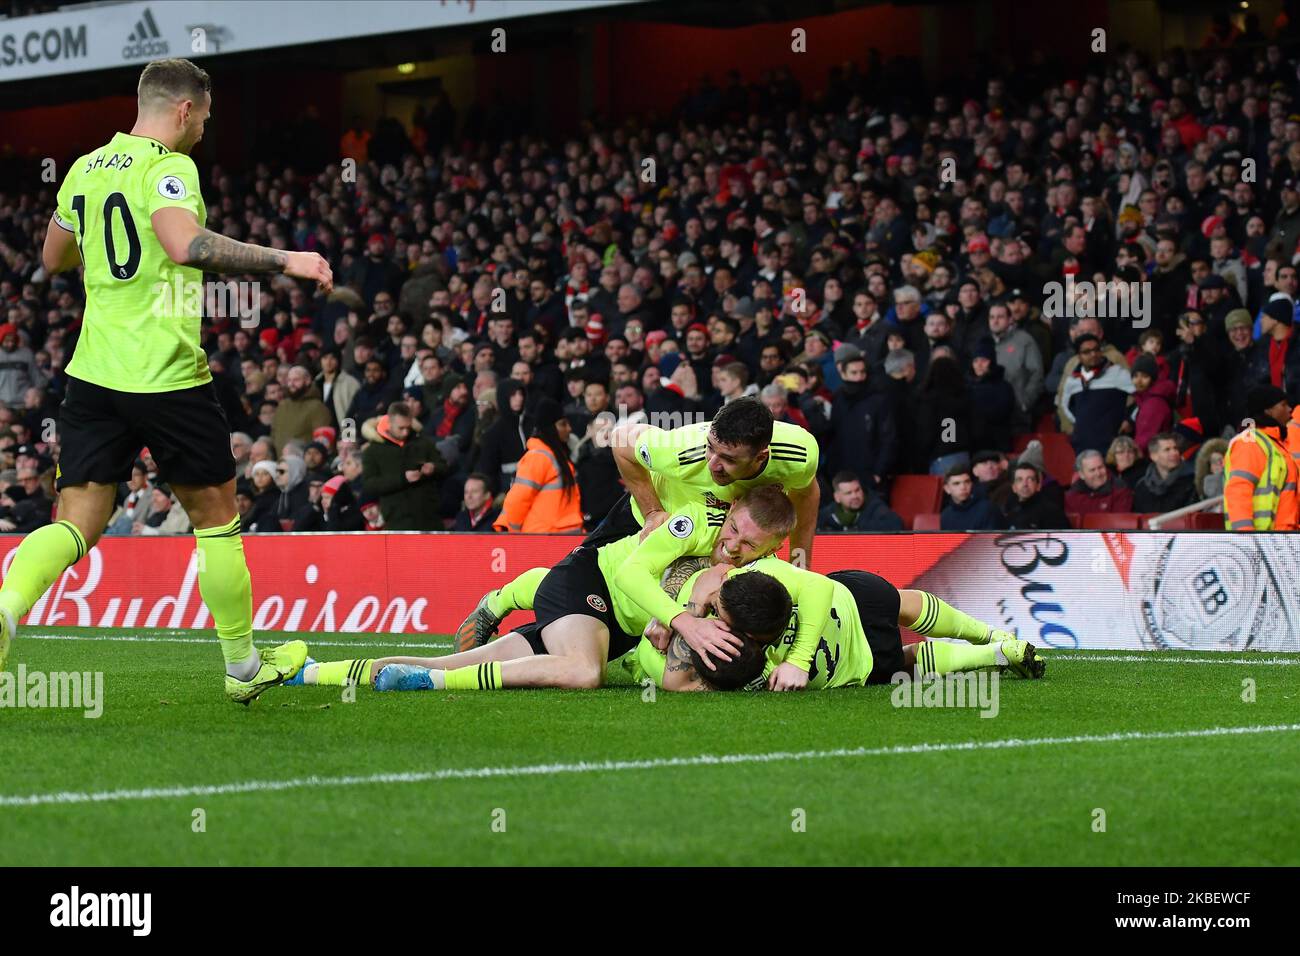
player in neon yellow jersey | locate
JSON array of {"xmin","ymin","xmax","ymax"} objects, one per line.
[
  {"xmin": 614, "ymin": 557, "xmax": 1043, "ymax": 692},
  {"xmin": 296, "ymin": 489, "xmax": 813, "ymax": 692},
  {"xmin": 455, "ymin": 397, "xmax": 820, "ymax": 651},
  {"xmin": 1, "ymin": 58, "xmax": 330, "ymax": 700}
]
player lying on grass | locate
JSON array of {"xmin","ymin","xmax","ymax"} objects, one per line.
[
  {"xmin": 293, "ymin": 487, "xmax": 812, "ymax": 692},
  {"xmin": 297, "ymin": 489, "xmax": 1039, "ymax": 692},
  {"xmin": 454, "ymin": 397, "xmax": 820, "ymax": 652},
  {"xmin": 607, "ymin": 556, "xmax": 1045, "ymax": 692}
]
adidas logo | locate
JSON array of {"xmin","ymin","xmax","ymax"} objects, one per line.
[{"xmin": 122, "ymin": 8, "xmax": 169, "ymax": 60}]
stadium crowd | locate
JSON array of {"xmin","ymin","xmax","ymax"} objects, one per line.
[{"xmin": 6, "ymin": 29, "xmax": 1300, "ymax": 534}]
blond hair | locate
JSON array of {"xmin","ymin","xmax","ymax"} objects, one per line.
[
  {"xmin": 138, "ymin": 58, "xmax": 210, "ymax": 112},
  {"xmin": 735, "ymin": 485, "xmax": 796, "ymax": 542}
]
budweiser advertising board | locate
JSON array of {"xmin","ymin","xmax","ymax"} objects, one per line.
[{"xmin": 1, "ymin": 531, "xmax": 1292, "ymax": 651}]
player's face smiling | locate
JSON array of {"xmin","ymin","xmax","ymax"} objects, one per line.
[
  {"xmin": 713, "ymin": 508, "xmax": 773, "ymax": 566},
  {"xmin": 705, "ymin": 433, "xmax": 764, "ymax": 484}
]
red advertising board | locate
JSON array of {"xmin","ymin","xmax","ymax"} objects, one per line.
[{"xmin": 5, "ymin": 531, "xmax": 1286, "ymax": 652}]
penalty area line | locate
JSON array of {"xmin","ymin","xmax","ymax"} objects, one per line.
[
  {"xmin": 2, "ymin": 722, "xmax": 1298, "ymax": 809},
  {"xmin": 1049, "ymin": 653, "xmax": 1300, "ymax": 666}
]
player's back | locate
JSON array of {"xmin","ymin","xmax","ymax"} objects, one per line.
[{"xmin": 55, "ymin": 131, "xmax": 210, "ymax": 393}]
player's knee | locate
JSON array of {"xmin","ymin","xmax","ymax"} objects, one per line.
[{"xmin": 571, "ymin": 659, "xmax": 604, "ymax": 690}]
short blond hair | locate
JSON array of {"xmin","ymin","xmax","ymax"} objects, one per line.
[
  {"xmin": 138, "ymin": 58, "xmax": 210, "ymax": 112},
  {"xmin": 735, "ymin": 485, "xmax": 796, "ymax": 542}
]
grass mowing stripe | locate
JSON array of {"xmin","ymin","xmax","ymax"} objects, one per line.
[
  {"xmin": 19, "ymin": 632, "xmax": 452, "ymax": 650},
  {"xmin": 4, "ymin": 722, "xmax": 1297, "ymax": 809}
]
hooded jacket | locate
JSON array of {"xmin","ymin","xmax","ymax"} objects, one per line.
[
  {"xmin": 360, "ymin": 414, "xmax": 449, "ymax": 530},
  {"xmin": 1131, "ymin": 378, "xmax": 1177, "ymax": 452},
  {"xmin": 1061, "ymin": 359, "xmax": 1135, "ymax": 453}
]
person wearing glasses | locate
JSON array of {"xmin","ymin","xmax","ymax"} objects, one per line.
[{"xmin": 1061, "ymin": 332, "xmax": 1136, "ymax": 455}]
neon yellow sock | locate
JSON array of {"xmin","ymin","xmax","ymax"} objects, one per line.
[
  {"xmin": 0, "ymin": 519, "xmax": 86, "ymax": 621},
  {"xmin": 308, "ymin": 659, "xmax": 374, "ymax": 687},
  {"xmin": 444, "ymin": 662, "xmax": 502, "ymax": 690},
  {"xmin": 914, "ymin": 640, "xmax": 999, "ymax": 677},
  {"xmin": 493, "ymin": 567, "xmax": 548, "ymax": 615},
  {"xmin": 194, "ymin": 517, "xmax": 254, "ymax": 666},
  {"xmin": 909, "ymin": 592, "xmax": 993, "ymax": 643}
]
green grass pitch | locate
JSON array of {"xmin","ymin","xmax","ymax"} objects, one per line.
[{"xmin": 2, "ymin": 627, "xmax": 1298, "ymax": 866}]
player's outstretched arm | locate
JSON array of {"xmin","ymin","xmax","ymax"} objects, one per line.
[
  {"xmin": 152, "ymin": 207, "xmax": 333, "ymax": 290},
  {"xmin": 662, "ymin": 634, "xmax": 710, "ymax": 692},
  {"xmin": 41, "ymin": 217, "xmax": 82, "ymax": 274},
  {"xmin": 611, "ymin": 422, "xmax": 667, "ymax": 533},
  {"xmin": 786, "ymin": 479, "xmax": 820, "ymax": 567}
]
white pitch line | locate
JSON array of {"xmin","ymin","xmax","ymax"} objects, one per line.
[
  {"xmin": 19, "ymin": 633, "xmax": 1300, "ymax": 663},
  {"xmin": 18, "ymin": 632, "xmax": 452, "ymax": 650},
  {"xmin": 2, "ymin": 722, "xmax": 1297, "ymax": 809},
  {"xmin": 1051, "ymin": 654, "xmax": 1300, "ymax": 666}
]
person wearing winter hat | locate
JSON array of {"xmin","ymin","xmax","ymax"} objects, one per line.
[
  {"xmin": 1129, "ymin": 353, "xmax": 1176, "ymax": 452},
  {"xmin": 1251, "ymin": 296, "xmax": 1300, "ymax": 402},
  {"xmin": 1222, "ymin": 385, "xmax": 1298, "ymax": 530}
]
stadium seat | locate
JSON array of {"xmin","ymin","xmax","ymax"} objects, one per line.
[
  {"xmin": 1010, "ymin": 431, "xmax": 1075, "ymax": 484},
  {"xmin": 1035, "ymin": 411, "xmax": 1059, "ymax": 433},
  {"xmin": 912, "ymin": 512, "xmax": 941, "ymax": 531},
  {"xmin": 1067, "ymin": 512, "xmax": 1082, "ymax": 528},
  {"xmin": 1193, "ymin": 511, "xmax": 1226, "ymax": 530},
  {"xmin": 1080, "ymin": 512, "xmax": 1143, "ymax": 530},
  {"xmin": 889, "ymin": 475, "xmax": 943, "ymax": 529}
]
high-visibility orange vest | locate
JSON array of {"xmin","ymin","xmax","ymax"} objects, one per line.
[
  {"xmin": 494, "ymin": 438, "xmax": 583, "ymax": 533},
  {"xmin": 1224, "ymin": 423, "xmax": 1298, "ymax": 530}
]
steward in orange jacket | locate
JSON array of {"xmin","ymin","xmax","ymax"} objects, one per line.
[
  {"xmin": 494, "ymin": 399, "xmax": 583, "ymax": 533},
  {"xmin": 1225, "ymin": 386, "xmax": 1298, "ymax": 531}
]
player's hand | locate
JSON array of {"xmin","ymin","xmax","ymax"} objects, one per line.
[
  {"xmin": 644, "ymin": 618, "xmax": 672, "ymax": 651},
  {"xmin": 768, "ymin": 662, "xmax": 809, "ymax": 692},
  {"xmin": 675, "ymin": 615, "xmax": 742, "ymax": 669},
  {"xmin": 639, "ymin": 509, "xmax": 668, "ymax": 540},
  {"xmin": 404, "ymin": 469, "xmax": 422, "ymax": 483},
  {"xmin": 283, "ymin": 250, "xmax": 334, "ymax": 293}
]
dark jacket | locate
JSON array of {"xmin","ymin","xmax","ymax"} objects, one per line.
[
  {"xmin": 1131, "ymin": 461, "xmax": 1198, "ymax": 514},
  {"xmin": 242, "ymin": 489, "xmax": 282, "ymax": 533},
  {"xmin": 1247, "ymin": 330, "xmax": 1300, "ymax": 407},
  {"xmin": 454, "ymin": 502, "xmax": 502, "ymax": 532},
  {"xmin": 1063, "ymin": 360, "xmax": 1134, "ymax": 454},
  {"xmin": 968, "ymin": 362, "xmax": 1017, "ymax": 452},
  {"xmin": 1002, "ymin": 491, "xmax": 1070, "ymax": 530},
  {"xmin": 360, "ymin": 417, "xmax": 450, "ymax": 530},
  {"xmin": 816, "ymin": 497, "xmax": 904, "ymax": 532},
  {"xmin": 827, "ymin": 380, "xmax": 897, "ymax": 489},
  {"xmin": 914, "ymin": 386, "xmax": 973, "ymax": 467},
  {"xmin": 940, "ymin": 495, "xmax": 1002, "ymax": 530}
]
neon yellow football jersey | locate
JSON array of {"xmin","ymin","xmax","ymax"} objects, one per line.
[
  {"xmin": 632, "ymin": 419, "xmax": 819, "ymax": 518},
  {"xmin": 54, "ymin": 131, "xmax": 210, "ymax": 392}
]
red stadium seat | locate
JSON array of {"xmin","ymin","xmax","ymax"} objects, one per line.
[
  {"xmin": 1035, "ymin": 411, "xmax": 1059, "ymax": 433},
  {"xmin": 1193, "ymin": 511, "xmax": 1226, "ymax": 530},
  {"xmin": 1080, "ymin": 512, "xmax": 1143, "ymax": 530},
  {"xmin": 912, "ymin": 512, "xmax": 941, "ymax": 531},
  {"xmin": 1010, "ymin": 432, "xmax": 1076, "ymax": 486},
  {"xmin": 889, "ymin": 475, "xmax": 943, "ymax": 529}
]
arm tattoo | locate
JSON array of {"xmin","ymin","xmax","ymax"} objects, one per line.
[
  {"xmin": 666, "ymin": 634, "xmax": 702, "ymax": 681},
  {"xmin": 186, "ymin": 229, "xmax": 287, "ymax": 274}
]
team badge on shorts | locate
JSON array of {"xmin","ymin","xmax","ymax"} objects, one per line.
[{"xmin": 587, "ymin": 594, "xmax": 608, "ymax": 613}]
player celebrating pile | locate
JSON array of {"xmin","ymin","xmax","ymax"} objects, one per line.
[
  {"xmin": 456, "ymin": 398, "xmax": 822, "ymax": 685},
  {"xmin": 1, "ymin": 58, "xmax": 332, "ymax": 702}
]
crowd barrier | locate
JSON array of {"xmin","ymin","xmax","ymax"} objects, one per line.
[{"xmin": 1, "ymin": 531, "xmax": 1291, "ymax": 651}]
